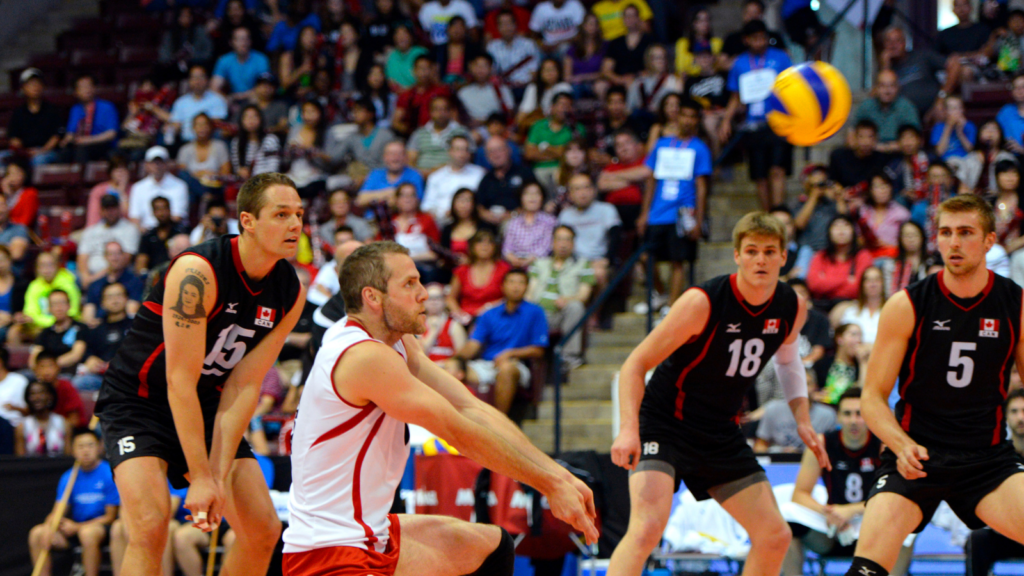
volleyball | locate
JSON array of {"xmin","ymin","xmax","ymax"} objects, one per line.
[{"xmin": 765, "ymin": 61, "xmax": 852, "ymax": 147}]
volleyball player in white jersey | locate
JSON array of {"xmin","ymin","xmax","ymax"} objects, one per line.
[{"xmin": 284, "ymin": 241, "xmax": 599, "ymax": 576}]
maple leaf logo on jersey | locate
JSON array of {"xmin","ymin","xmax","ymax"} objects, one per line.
[
  {"xmin": 979, "ymin": 318, "xmax": 999, "ymax": 338},
  {"xmin": 255, "ymin": 306, "xmax": 276, "ymax": 328},
  {"xmin": 763, "ymin": 319, "xmax": 779, "ymax": 334}
]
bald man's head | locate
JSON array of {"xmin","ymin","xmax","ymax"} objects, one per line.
[
  {"xmin": 336, "ymin": 240, "xmax": 364, "ymax": 266},
  {"xmin": 876, "ymin": 70, "xmax": 899, "ymax": 104}
]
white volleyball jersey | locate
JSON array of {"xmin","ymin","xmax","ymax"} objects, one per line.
[{"xmin": 283, "ymin": 318, "xmax": 410, "ymax": 553}]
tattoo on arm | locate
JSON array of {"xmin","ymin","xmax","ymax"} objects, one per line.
[{"xmin": 170, "ymin": 273, "xmax": 209, "ymax": 324}]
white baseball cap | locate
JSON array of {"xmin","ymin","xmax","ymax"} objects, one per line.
[{"xmin": 145, "ymin": 146, "xmax": 170, "ymax": 162}]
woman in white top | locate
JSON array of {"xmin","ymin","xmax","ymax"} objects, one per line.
[
  {"xmin": 830, "ymin": 265, "xmax": 886, "ymax": 346},
  {"xmin": 15, "ymin": 380, "xmax": 69, "ymax": 456},
  {"xmin": 176, "ymin": 113, "xmax": 231, "ymax": 205},
  {"xmin": 516, "ymin": 58, "xmax": 573, "ymax": 124},
  {"xmin": 627, "ymin": 44, "xmax": 681, "ymax": 114}
]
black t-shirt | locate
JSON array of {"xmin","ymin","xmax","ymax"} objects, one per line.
[
  {"xmin": 35, "ymin": 320, "xmax": 88, "ymax": 358},
  {"xmin": 8, "ymin": 101, "xmax": 64, "ymax": 149},
  {"xmin": 937, "ymin": 22, "xmax": 992, "ymax": 56},
  {"xmin": 138, "ymin": 223, "xmax": 189, "ymax": 271},
  {"xmin": 686, "ymin": 73, "xmax": 730, "ymax": 110},
  {"xmin": 723, "ymin": 29, "xmax": 787, "ymax": 57},
  {"xmin": 802, "ymin": 308, "xmax": 832, "ymax": 350},
  {"xmin": 80, "ymin": 317, "xmax": 133, "ymax": 362},
  {"xmin": 362, "ymin": 14, "xmax": 413, "ymax": 56},
  {"xmin": 892, "ymin": 50, "xmax": 947, "ymax": 116},
  {"xmin": 477, "ymin": 164, "xmax": 538, "ymax": 211},
  {"xmin": 828, "ymin": 148, "xmax": 892, "ymax": 189},
  {"xmin": 607, "ymin": 34, "xmax": 653, "ymax": 76}
]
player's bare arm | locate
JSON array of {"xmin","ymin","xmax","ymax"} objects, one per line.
[
  {"xmin": 209, "ymin": 284, "xmax": 307, "ymax": 484},
  {"xmin": 338, "ymin": 341, "xmax": 600, "ymax": 544},
  {"xmin": 405, "ymin": 335, "xmax": 597, "ymax": 521},
  {"xmin": 792, "ymin": 447, "xmax": 826, "ymax": 514},
  {"xmin": 611, "ymin": 287, "xmax": 711, "ymax": 470},
  {"xmin": 781, "ymin": 297, "xmax": 831, "ymax": 469},
  {"xmin": 163, "ymin": 255, "xmax": 220, "ymax": 531},
  {"xmin": 861, "ymin": 291, "xmax": 927, "ymax": 480}
]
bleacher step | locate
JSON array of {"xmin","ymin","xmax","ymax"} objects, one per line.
[
  {"xmin": 536, "ymin": 400, "xmax": 612, "ymax": 420},
  {"xmin": 521, "ymin": 419, "xmax": 614, "ymax": 453}
]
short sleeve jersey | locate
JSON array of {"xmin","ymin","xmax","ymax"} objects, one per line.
[
  {"xmin": 57, "ymin": 460, "xmax": 120, "ymax": 523},
  {"xmin": 896, "ymin": 270, "xmax": 1022, "ymax": 451},
  {"xmin": 822, "ymin": 430, "xmax": 882, "ymax": 505},
  {"xmin": 641, "ymin": 274, "xmax": 799, "ymax": 431}
]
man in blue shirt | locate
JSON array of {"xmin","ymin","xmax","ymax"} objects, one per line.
[
  {"xmin": 163, "ymin": 65, "xmax": 229, "ymax": 143},
  {"xmin": 28, "ymin": 429, "xmax": 119, "ymax": 576},
  {"xmin": 720, "ymin": 19, "xmax": 793, "ymax": 210},
  {"xmin": 61, "ymin": 75, "xmax": 119, "ymax": 163},
  {"xmin": 458, "ymin": 270, "xmax": 549, "ymax": 417},
  {"xmin": 357, "ymin": 140, "xmax": 426, "ymax": 207},
  {"xmin": 212, "ymin": 28, "xmax": 271, "ymax": 101}
]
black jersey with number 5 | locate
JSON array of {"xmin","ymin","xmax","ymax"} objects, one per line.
[
  {"xmin": 97, "ymin": 235, "xmax": 302, "ymax": 411},
  {"xmin": 641, "ymin": 274, "xmax": 799, "ymax": 431},
  {"xmin": 822, "ymin": 430, "xmax": 881, "ymax": 505},
  {"xmin": 897, "ymin": 270, "xmax": 1022, "ymax": 451}
]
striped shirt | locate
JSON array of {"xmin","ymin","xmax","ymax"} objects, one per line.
[
  {"xmin": 229, "ymin": 134, "xmax": 281, "ymax": 176},
  {"xmin": 487, "ymin": 37, "xmax": 541, "ymax": 86}
]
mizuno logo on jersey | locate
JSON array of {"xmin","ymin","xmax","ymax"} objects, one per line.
[
  {"xmin": 255, "ymin": 306, "xmax": 276, "ymax": 328},
  {"xmin": 727, "ymin": 323, "xmax": 742, "ymax": 333},
  {"xmin": 763, "ymin": 319, "xmax": 779, "ymax": 334},
  {"xmin": 980, "ymin": 318, "xmax": 1000, "ymax": 338},
  {"xmin": 932, "ymin": 319, "xmax": 951, "ymax": 331},
  {"xmin": 226, "ymin": 302, "xmax": 238, "ymax": 314}
]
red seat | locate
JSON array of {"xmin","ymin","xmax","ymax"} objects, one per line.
[
  {"xmin": 78, "ymin": 390, "xmax": 98, "ymax": 424},
  {"xmin": 38, "ymin": 189, "xmax": 69, "ymax": 207},
  {"xmin": 6, "ymin": 345, "xmax": 32, "ymax": 371},
  {"xmin": 41, "ymin": 205, "xmax": 87, "ymax": 238},
  {"xmin": 118, "ymin": 46, "xmax": 158, "ymax": 65},
  {"xmin": 33, "ymin": 164, "xmax": 82, "ymax": 189}
]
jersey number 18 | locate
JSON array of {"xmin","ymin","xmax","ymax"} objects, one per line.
[{"xmin": 726, "ymin": 338, "xmax": 764, "ymax": 378}]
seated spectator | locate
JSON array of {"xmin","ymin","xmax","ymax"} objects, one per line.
[
  {"xmin": 884, "ymin": 124, "xmax": 932, "ymax": 206},
  {"xmin": 435, "ymin": 17, "xmax": 484, "ymax": 85},
  {"xmin": 447, "ymin": 229, "xmax": 511, "ymax": 324},
  {"xmin": 229, "ymin": 104, "xmax": 282, "ymax": 180},
  {"xmin": 392, "ymin": 55, "xmax": 452, "ymax": 136},
  {"xmin": 997, "ymin": 74, "xmax": 1024, "ymax": 154},
  {"xmin": 684, "ymin": 49, "xmax": 729, "ymax": 155},
  {"xmin": 74, "ymin": 282, "xmax": 133, "ymax": 391},
  {"xmin": 364, "ymin": 0, "xmax": 412, "ymax": 58},
  {"xmin": 279, "ymin": 25, "xmax": 327, "ymax": 100},
  {"xmin": 645, "ymin": 91, "xmax": 683, "ymax": 151},
  {"xmin": 357, "ymin": 140, "xmax": 424, "ymax": 208},
  {"xmin": 931, "ymin": 94, "xmax": 976, "ymax": 162},
  {"xmin": 721, "ymin": 0, "xmax": 787, "ymax": 63},
  {"xmin": 0, "ymin": 347, "xmax": 30, "ymax": 429},
  {"xmin": 525, "ymin": 92, "xmax": 585, "ymax": 189},
  {"xmin": 162, "ymin": 66, "xmax": 229, "ymax": 145},
  {"xmin": 458, "ymin": 54, "xmax": 515, "ymax": 127},
  {"xmin": 477, "ymin": 135, "xmax": 537, "ymax": 224},
  {"xmin": 993, "ymin": 161, "xmax": 1024, "ymax": 280},
  {"xmin": 86, "ymin": 157, "xmax": 132, "ymax": 228},
  {"xmin": 852, "ymin": 172, "xmax": 910, "ymax": 253},
  {"xmin": 503, "ymin": 183, "xmax": 559, "ymax": 268},
  {"xmin": 129, "ymin": 147, "xmax": 189, "ymax": 230},
  {"xmin": 830, "ymin": 265, "xmax": 886, "ymax": 347},
  {"xmin": 232, "ymin": 73, "xmax": 290, "ymax": 135},
  {"xmin": 27, "ymin": 429, "xmax": 117, "ymax": 576},
  {"xmin": 879, "ymin": 221, "xmax": 932, "ymax": 295},
  {"xmin": 754, "ymin": 370, "xmax": 835, "ymax": 453},
  {"xmin": 592, "ymin": 86, "xmax": 649, "ymax": 164},
  {"xmin": 527, "ymin": 225, "xmax": 594, "ymax": 369},
  {"xmin": 962, "ymin": 120, "xmax": 1015, "ymax": 195},
  {"xmin": 806, "ymin": 215, "xmax": 873, "ymax": 308},
  {"xmin": 596, "ymin": 128, "xmax": 646, "ymax": 240},
  {"xmin": 266, "ymin": 0, "xmax": 321, "ymax": 53},
  {"xmin": 29, "ymin": 353, "xmax": 84, "ymax": 428},
  {"xmin": 910, "ymin": 160, "xmax": 968, "ymax": 249},
  {"xmin": 600, "ymin": 5, "xmax": 651, "ymax": 87},
  {"xmin": 337, "ymin": 22, "xmax": 376, "ymax": 97},
  {"xmin": 176, "ymin": 113, "xmax": 232, "ymax": 205},
  {"xmin": 326, "ymin": 98, "xmax": 396, "ymax": 183},
  {"xmin": 565, "ymin": 13, "xmax": 610, "ymax": 100},
  {"xmin": 248, "ymin": 369, "xmax": 286, "ymax": 456},
  {"xmin": 488, "ymin": 9, "xmax": 542, "ymax": 93},
  {"xmin": 308, "ymin": 234, "xmax": 361, "ymax": 307},
  {"xmin": 157, "ymin": 6, "xmax": 213, "ymax": 82},
  {"xmin": 814, "ymin": 324, "xmax": 867, "ymax": 405},
  {"xmin": 938, "ymin": 0, "xmax": 992, "ymax": 68},
  {"xmin": 529, "ymin": 0, "xmax": 585, "ymax": 56},
  {"xmin": 851, "ymin": 70, "xmax": 921, "ymax": 153},
  {"xmin": 142, "ymin": 234, "xmax": 191, "ymax": 301},
  {"xmin": 879, "ymin": 25, "xmax": 962, "ymax": 119},
  {"xmin": 14, "ymin": 380, "xmax": 69, "ymax": 456},
  {"xmin": 385, "ymin": 24, "xmax": 430, "ymax": 90},
  {"xmin": 211, "ymin": 0, "xmax": 267, "ymax": 60},
  {"xmin": 78, "ymin": 194, "xmax": 141, "ymax": 289},
  {"xmin": 7, "ymin": 68, "xmax": 64, "ymax": 165},
  {"xmin": 136, "ymin": 197, "xmax": 189, "ymax": 274},
  {"xmin": 318, "ymin": 190, "xmax": 373, "ymax": 242},
  {"xmin": 0, "ymin": 193, "xmax": 30, "ymax": 269},
  {"xmin": 60, "ymin": 75, "xmax": 119, "ymax": 163},
  {"xmin": 284, "ymin": 99, "xmax": 331, "ymax": 198},
  {"xmin": 441, "ymin": 188, "xmax": 498, "ymax": 264},
  {"xmin": 212, "ymin": 27, "xmax": 272, "ymax": 100},
  {"xmin": 29, "ymin": 290, "xmax": 86, "ymax": 372},
  {"xmin": 829, "ymin": 120, "xmax": 891, "ymax": 193},
  {"xmin": 675, "ymin": 6, "xmax": 723, "ymax": 78},
  {"xmin": 356, "ymin": 64, "xmax": 396, "ymax": 132},
  {"xmin": 1, "ymin": 159, "xmax": 37, "ymax": 227},
  {"xmin": 592, "ymin": 0, "xmax": 652, "ymax": 41},
  {"xmin": 457, "ymin": 269, "xmax": 548, "ymax": 416},
  {"xmin": 422, "ymin": 282, "xmax": 468, "ymax": 362},
  {"xmin": 422, "ymin": 135, "xmax": 486, "ymax": 223},
  {"xmin": 408, "ymin": 96, "xmax": 473, "ymax": 178},
  {"xmin": 516, "ymin": 57, "xmax": 573, "ymax": 128},
  {"xmin": 23, "ymin": 252, "xmax": 82, "ymax": 332},
  {"xmin": 386, "ymin": 183, "xmax": 444, "ymax": 284},
  {"xmin": 483, "ymin": 0, "xmax": 531, "ymax": 41},
  {"xmin": 0, "ymin": 246, "xmax": 18, "ymax": 343},
  {"xmin": 189, "ymin": 200, "xmax": 239, "ymax": 245},
  {"xmin": 475, "ymin": 115, "xmax": 524, "ymax": 172},
  {"xmin": 82, "ymin": 243, "xmax": 143, "ymax": 325},
  {"xmin": 626, "ymin": 44, "xmax": 680, "ymax": 115},
  {"xmin": 558, "ymin": 174, "xmax": 620, "ymax": 287},
  {"xmin": 419, "ymin": 0, "xmax": 479, "ymax": 46}
]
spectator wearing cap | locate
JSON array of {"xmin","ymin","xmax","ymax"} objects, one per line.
[
  {"xmin": 212, "ymin": 27, "xmax": 272, "ymax": 100},
  {"xmin": 128, "ymin": 146, "xmax": 189, "ymax": 230},
  {"xmin": 851, "ymin": 70, "xmax": 921, "ymax": 153},
  {"xmin": 152, "ymin": 65, "xmax": 228, "ymax": 144},
  {"xmin": 326, "ymin": 98, "xmax": 398, "ymax": 182},
  {"xmin": 7, "ymin": 68, "xmax": 63, "ymax": 165},
  {"xmin": 60, "ymin": 74, "xmax": 119, "ymax": 163},
  {"xmin": 86, "ymin": 157, "xmax": 132, "ymax": 228},
  {"xmin": 77, "ymin": 195, "xmax": 141, "ymax": 289},
  {"xmin": 1, "ymin": 158, "xmax": 39, "ymax": 227}
]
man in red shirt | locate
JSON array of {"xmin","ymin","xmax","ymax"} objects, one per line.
[
  {"xmin": 597, "ymin": 128, "xmax": 647, "ymax": 237},
  {"xmin": 392, "ymin": 55, "xmax": 452, "ymax": 136},
  {"xmin": 33, "ymin": 353, "xmax": 85, "ymax": 428}
]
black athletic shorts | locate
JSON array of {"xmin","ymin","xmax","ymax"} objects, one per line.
[
  {"xmin": 646, "ymin": 224, "xmax": 697, "ymax": 263},
  {"xmin": 743, "ymin": 125, "xmax": 793, "ymax": 181},
  {"xmin": 637, "ymin": 408, "xmax": 766, "ymax": 501},
  {"xmin": 100, "ymin": 396, "xmax": 255, "ymax": 490},
  {"xmin": 867, "ymin": 443, "xmax": 1024, "ymax": 533}
]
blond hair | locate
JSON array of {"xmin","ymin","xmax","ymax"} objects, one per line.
[
  {"xmin": 339, "ymin": 241, "xmax": 410, "ymax": 313},
  {"xmin": 937, "ymin": 194, "xmax": 995, "ymax": 235},
  {"xmin": 732, "ymin": 211, "xmax": 786, "ymax": 251}
]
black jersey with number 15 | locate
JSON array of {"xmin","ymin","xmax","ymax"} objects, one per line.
[
  {"xmin": 897, "ymin": 270, "xmax": 1022, "ymax": 451},
  {"xmin": 97, "ymin": 235, "xmax": 302, "ymax": 410},
  {"xmin": 641, "ymin": 274, "xmax": 799, "ymax": 431}
]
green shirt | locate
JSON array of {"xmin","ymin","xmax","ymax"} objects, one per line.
[
  {"xmin": 527, "ymin": 119, "xmax": 585, "ymax": 169},
  {"xmin": 853, "ymin": 96, "xmax": 920, "ymax": 143},
  {"xmin": 528, "ymin": 257, "xmax": 595, "ymax": 313},
  {"xmin": 23, "ymin": 268, "xmax": 82, "ymax": 329},
  {"xmin": 386, "ymin": 46, "xmax": 430, "ymax": 90}
]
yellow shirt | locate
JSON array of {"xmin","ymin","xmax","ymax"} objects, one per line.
[
  {"xmin": 675, "ymin": 36, "xmax": 723, "ymax": 76},
  {"xmin": 592, "ymin": 0, "xmax": 653, "ymax": 41}
]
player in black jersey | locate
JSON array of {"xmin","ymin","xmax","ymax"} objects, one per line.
[
  {"xmin": 784, "ymin": 389, "xmax": 913, "ymax": 576},
  {"xmin": 846, "ymin": 194, "xmax": 1024, "ymax": 576},
  {"xmin": 608, "ymin": 212, "xmax": 831, "ymax": 576},
  {"xmin": 96, "ymin": 173, "xmax": 307, "ymax": 576}
]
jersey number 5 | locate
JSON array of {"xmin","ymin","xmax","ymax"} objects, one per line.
[
  {"xmin": 726, "ymin": 338, "xmax": 765, "ymax": 378},
  {"xmin": 203, "ymin": 324, "xmax": 257, "ymax": 376},
  {"xmin": 947, "ymin": 342, "xmax": 976, "ymax": 388}
]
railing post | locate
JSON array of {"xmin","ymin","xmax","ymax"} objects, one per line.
[
  {"xmin": 646, "ymin": 241, "xmax": 654, "ymax": 333},
  {"xmin": 553, "ymin": 344, "xmax": 563, "ymax": 456}
]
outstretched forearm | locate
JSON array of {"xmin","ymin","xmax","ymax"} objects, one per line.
[{"xmin": 462, "ymin": 401, "xmax": 574, "ymax": 482}]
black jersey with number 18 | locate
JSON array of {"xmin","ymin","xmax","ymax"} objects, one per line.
[
  {"xmin": 640, "ymin": 274, "xmax": 799, "ymax": 431},
  {"xmin": 97, "ymin": 235, "xmax": 302, "ymax": 412},
  {"xmin": 897, "ymin": 270, "xmax": 1022, "ymax": 451}
]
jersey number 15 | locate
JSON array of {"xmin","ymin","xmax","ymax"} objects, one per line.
[{"xmin": 202, "ymin": 324, "xmax": 256, "ymax": 376}]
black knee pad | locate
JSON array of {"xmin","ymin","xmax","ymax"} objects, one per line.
[{"xmin": 468, "ymin": 527, "xmax": 515, "ymax": 576}]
